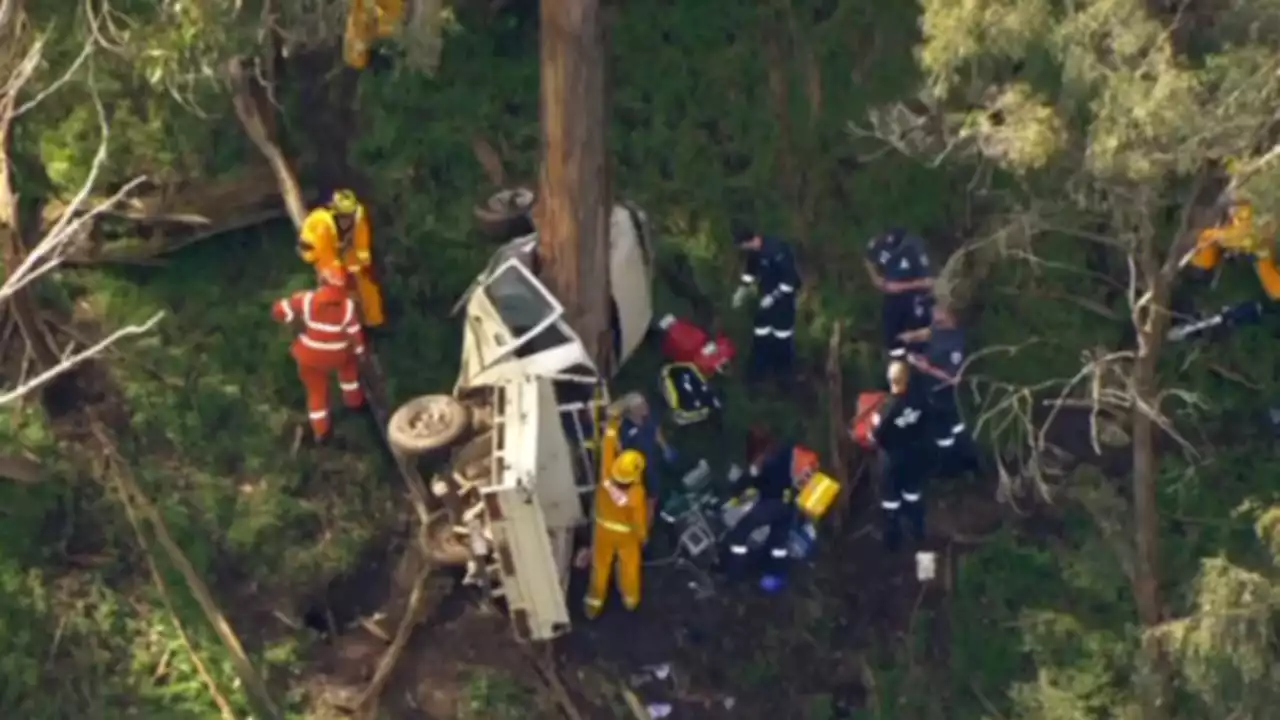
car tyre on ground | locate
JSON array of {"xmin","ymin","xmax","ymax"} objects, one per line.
[{"xmin": 387, "ymin": 394, "xmax": 471, "ymax": 456}]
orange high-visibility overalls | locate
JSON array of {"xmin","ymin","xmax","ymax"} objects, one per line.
[
  {"xmin": 299, "ymin": 205, "xmax": 385, "ymax": 326},
  {"xmin": 1189, "ymin": 204, "xmax": 1280, "ymax": 300},
  {"xmin": 343, "ymin": 0, "xmax": 405, "ymax": 69},
  {"xmin": 584, "ymin": 424, "xmax": 648, "ymax": 618},
  {"xmin": 271, "ymin": 285, "xmax": 367, "ymax": 437}
]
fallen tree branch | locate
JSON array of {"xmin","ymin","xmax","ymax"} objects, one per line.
[
  {"xmin": 45, "ymin": 164, "xmax": 313, "ymax": 265},
  {"xmin": 524, "ymin": 644, "xmax": 585, "ymax": 720},
  {"xmin": 228, "ymin": 57, "xmax": 306, "ymax": 229},
  {"xmin": 352, "ymin": 557, "xmax": 438, "ymax": 719},
  {"xmin": 88, "ymin": 414, "xmax": 281, "ymax": 720},
  {"xmin": 114, "ymin": 458, "xmax": 238, "ymax": 720},
  {"xmin": 0, "ymin": 452, "xmax": 40, "ymax": 483},
  {"xmin": 0, "ymin": 311, "xmax": 163, "ymax": 406}
]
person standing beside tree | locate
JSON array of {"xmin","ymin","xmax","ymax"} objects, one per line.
[{"xmin": 729, "ymin": 224, "xmax": 801, "ymax": 384}]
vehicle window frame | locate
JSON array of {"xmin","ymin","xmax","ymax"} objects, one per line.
[{"xmin": 481, "ymin": 257, "xmax": 566, "ymax": 361}]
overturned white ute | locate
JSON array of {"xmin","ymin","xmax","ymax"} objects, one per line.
[{"xmin": 387, "ymin": 190, "xmax": 654, "ymax": 642}]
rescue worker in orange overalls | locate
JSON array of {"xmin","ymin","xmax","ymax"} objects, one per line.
[
  {"xmin": 1168, "ymin": 202, "xmax": 1280, "ymax": 341},
  {"xmin": 298, "ymin": 189, "xmax": 385, "ymax": 327},
  {"xmin": 583, "ymin": 446, "xmax": 649, "ymax": 619},
  {"xmin": 271, "ymin": 261, "xmax": 367, "ymax": 441}
]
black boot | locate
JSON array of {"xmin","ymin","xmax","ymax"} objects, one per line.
[
  {"xmin": 747, "ymin": 336, "xmax": 772, "ymax": 385},
  {"xmin": 902, "ymin": 499, "xmax": 925, "ymax": 541},
  {"xmin": 772, "ymin": 338, "xmax": 795, "ymax": 386},
  {"xmin": 881, "ymin": 510, "xmax": 903, "ymax": 552}
]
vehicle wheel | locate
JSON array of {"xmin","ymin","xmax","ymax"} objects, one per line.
[
  {"xmin": 387, "ymin": 395, "xmax": 471, "ymax": 456},
  {"xmin": 425, "ymin": 525, "xmax": 472, "ymax": 566},
  {"xmin": 474, "ymin": 187, "xmax": 536, "ymax": 239}
]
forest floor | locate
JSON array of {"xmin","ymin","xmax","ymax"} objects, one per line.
[{"xmin": 13, "ymin": 2, "xmax": 1257, "ymax": 717}]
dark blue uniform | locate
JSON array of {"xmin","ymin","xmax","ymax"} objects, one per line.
[
  {"xmin": 867, "ymin": 231, "xmax": 933, "ymax": 358},
  {"xmin": 723, "ymin": 444, "xmax": 802, "ymax": 580},
  {"xmin": 923, "ymin": 325, "xmax": 966, "ymax": 447},
  {"xmin": 919, "ymin": 324, "xmax": 981, "ymax": 477},
  {"xmin": 869, "ymin": 389, "xmax": 930, "ymax": 550},
  {"xmin": 741, "ymin": 236, "xmax": 801, "ymax": 380},
  {"xmin": 620, "ymin": 415, "xmax": 664, "ymax": 499}
]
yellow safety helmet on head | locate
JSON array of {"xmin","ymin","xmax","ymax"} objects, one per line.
[
  {"xmin": 331, "ymin": 189, "xmax": 359, "ymax": 215},
  {"xmin": 610, "ymin": 450, "xmax": 646, "ymax": 485}
]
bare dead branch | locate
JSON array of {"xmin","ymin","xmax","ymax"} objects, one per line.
[
  {"xmin": 848, "ymin": 94, "xmax": 971, "ymax": 167},
  {"xmin": 1, "ymin": 65, "xmax": 148, "ymax": 304},
  {"xmin": 0, "ymin": 452, "xmax": 40, "ymax": 483},
  {"xmin": 11, "ymin": 36, "xmax": 92, "ymax": 117},
  {"xmin": 0, "ymin": 311, "xmax": 164, "ymax": 406}
]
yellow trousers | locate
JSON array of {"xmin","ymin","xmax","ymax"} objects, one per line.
[
  {"xmin": 350, "ymin": 267, "xmax": 385, "ymax": 327},
  {"xmin": 584, "ymin": 525, "xmax": 642, "ymax": 618}
]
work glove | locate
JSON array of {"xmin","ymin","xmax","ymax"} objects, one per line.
[
  {"xmin": 731, "ymin": 285, "xmax": 752, "ymax": 309},
  {"xmin": 759, "ymin": 574, "xmax": 786, "ymax": 593},
  {"xmin": 759, "ymin": 292, "xmax": 776, "ymax": 309}
]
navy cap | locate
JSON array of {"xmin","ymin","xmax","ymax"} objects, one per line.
[{"xmin": 731, "ymin": 221, "xmax": 756, "ymax": 245}]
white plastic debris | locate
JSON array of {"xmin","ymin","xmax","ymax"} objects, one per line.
[
  {"xmin": 727, "ymin": 464, "xmax": 743, "ymax": 482},
  {"xmin": 645, "ymin": 663, "xmax": 672, "ymax": 680},
  {"xmin": 681, "ymin": 459, "xmax": 711, "ymax": 490},
  {"xmin": 723, "ymin": 696, "xmax": 736, "ymax": 709},
  {"xmin": 646, "ymin": 703, "xmax": 673, "ymax": 718},
  {"xmin": 915, "ymin": 551, "xmax": 936, "ymax": 581}
]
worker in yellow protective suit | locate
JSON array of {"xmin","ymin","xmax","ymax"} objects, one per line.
[
  {"xmin": 343, "ymin": 0, "xmax": 405, "ymax": 70},
  {"xmin": 299, "ymin": 189, "xmax": 385, "ymax": 327},
  {"xmin": 583, "ymin": 446, "xmax": 649, "ymax": 619},
  {"xmin": 1187, "ymin": 202, "xmax": 1280, "ymax": 299},
  {"xmin": 1170, "ymin": 202, "xmax": 1280, "ymax": 342}
]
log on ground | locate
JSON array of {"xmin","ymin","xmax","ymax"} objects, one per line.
[{"xmin": 49, "ymin": 164, "xmax": 316, "ymax": 265}]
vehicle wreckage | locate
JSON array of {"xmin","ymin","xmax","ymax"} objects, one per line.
[{"xmin": 386, "ymin": 189, "xmax": 655, "ymax": 641}]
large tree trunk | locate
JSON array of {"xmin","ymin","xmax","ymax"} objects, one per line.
[
  {"xmin": 1131, "ymin": 248, "xmax": 1180, "ymax": 720},
  {"xmin": 534, "ymin": 0, "xmax": 612, "ymax": 372},
  {"xmin": 1131, "ymin": 342, "xmax": 1170, "ymax": 720}
]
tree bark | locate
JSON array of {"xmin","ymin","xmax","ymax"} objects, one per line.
[
  {"xmin": 1131, "ymin": 339, "xmax": 1170, "ymax": 720},
  {"xmin": 0, "ymin": 6, "xmax": 59, "ymax": 372},
  {"xmin": 534, "ymin": 0, "xmax": 612, "ymax": 372}
]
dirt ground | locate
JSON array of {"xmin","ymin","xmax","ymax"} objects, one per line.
[{"xmin": 294, "ymin": 458, "xmax": 1008, "ymax": 720}]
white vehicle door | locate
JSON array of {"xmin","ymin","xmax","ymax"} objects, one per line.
[{"xmin": 607, "ymin": 206, "xmax": 654, "ymax": 363}]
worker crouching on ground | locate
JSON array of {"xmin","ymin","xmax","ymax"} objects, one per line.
[
  {"xmin": 613, "ymin": 392, "xmax": 677, "ymax": 530},
  {"xmin": 721, "ymin": 439, "xmax": 821, "ymax": 592},
  {"xmin": 868, "ymin": 360, "xmax": 930, "ymax": 551},
  {"xmin": 730, "ymin": 224, "xmax": 801, "ymax": 384},
  {"xmin": 271, "ymin": 262, "xmax": 367, "ymax": 442},
  {"xmin": 584, "ymin": 449, "xmax": 650, "ymax": 619},
  {"xmin": 865, "ymin": 229, "xmax": 934, "ymax": 359},
  {"xmin": 299, "ymin": 189, "xmax": 385, "ymax": 327},
  {"xmin": 899, "ymin": 303, "xmax": 980, "ymax": 477}
]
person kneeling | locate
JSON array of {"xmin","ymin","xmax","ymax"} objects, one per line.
[{"xmin": 720, "ymin": 440, "xmax": 820, "ymax": 592}]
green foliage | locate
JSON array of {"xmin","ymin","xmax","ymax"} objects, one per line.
[
  {"xmin": 460, "ymin": 669, "xmax": 536, "ymax": 720},
  {"xmin": 9, "ymin": 0, "xmax": 1280, "ymax": 717}
]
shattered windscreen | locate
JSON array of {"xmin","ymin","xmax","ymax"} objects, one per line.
[{"xmin": 482, "ymin": 262, "xmax": 556, "ymax": 334}]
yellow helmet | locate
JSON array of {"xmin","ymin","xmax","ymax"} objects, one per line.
[
  {"xmin": 331, "ymin": 189, "xmax": 359, "ymax": 215},
  {"xmin": 610, "ymin": 450, "xmax": 646, "ymax": 485}
]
